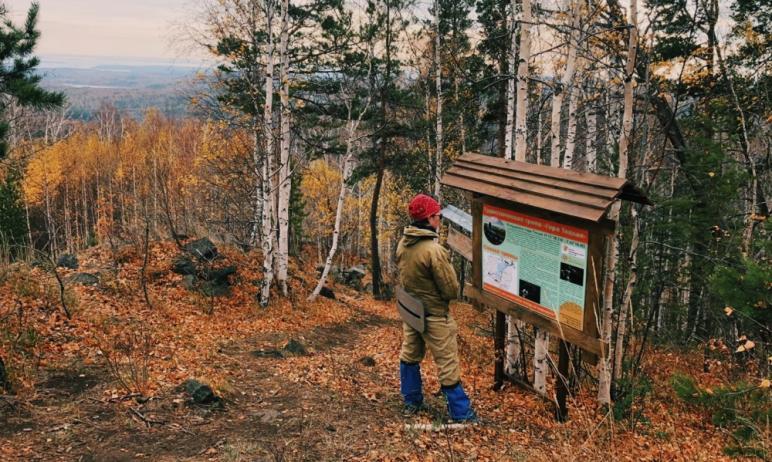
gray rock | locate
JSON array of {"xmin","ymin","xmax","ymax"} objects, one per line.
[
  {"xmin": 283, "ymin": 339, "xmax": 307, "ymax": 356},
  {"xmin": 56, "ymin": 254, "xmax": 79, "ymax": 270},
  {"xmin": 319, "ymin": 287, "xmax": 336, "ymax": 299},
  {"xmin": 69, "ymin": 273, "xmax": 99, "ymax": 286},
  {"xmin": 201, "ymin": 266, "xmax": 236, "ymax": 284},
  {"xmin": 184, "ymin": 238, "xmax": 218, "ymax": 261},
  {"xmin": 200, "ymin": 281, "xmax": 231, "ymax": 297},
  {"xmin": 172, "ymin": 255, "xmax": 196, "ymax": 275},
  {"xmin": 340, "ymin": 265, "xmax": 367, "ymax": 290},
  {"xmin": 183, "ymin": 379, "xmax": 219, "ymax": 404}
]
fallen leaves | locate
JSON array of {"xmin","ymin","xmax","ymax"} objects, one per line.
[{"xmin": 736, "ymin": 340, "xmax": 755, "ymax": 353}]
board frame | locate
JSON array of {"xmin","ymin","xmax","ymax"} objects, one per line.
[{"xmin": 471, "ymin": 194, "xmax": 610, "ymax": 357}]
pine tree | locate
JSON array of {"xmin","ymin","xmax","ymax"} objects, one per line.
[{"xmin": 0, "ymin": 2, "xmax": 64, "ymax": 159}]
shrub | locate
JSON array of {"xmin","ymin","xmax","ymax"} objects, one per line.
[{"xmin": 672, "ymin": 373, "xmax": 770, "ymax": 458}]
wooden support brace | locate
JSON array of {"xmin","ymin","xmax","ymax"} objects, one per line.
[{"xmin": 493, "ymin": 310, "xmax": 506, "ymax": 391}]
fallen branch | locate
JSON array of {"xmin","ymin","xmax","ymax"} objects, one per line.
[
  {"xmin": 405, "ymin": 422, "xmax": 475, "ymax": 432},
  {"xmin": 129, "ymin": 406, "xmax": 165, "ymax": 427}
]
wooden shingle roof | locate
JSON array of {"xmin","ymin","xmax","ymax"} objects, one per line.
[{"xmin": 440, "ymin": 153, "xmax": 652, "ymax": 223}]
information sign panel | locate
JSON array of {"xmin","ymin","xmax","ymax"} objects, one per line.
[{"xmin": 481, "ymin": 204, "xmax": 589, "ymax": 331}]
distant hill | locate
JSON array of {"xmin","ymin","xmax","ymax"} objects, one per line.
[{"xmin": 40, "ymin": 63, "xmax": 203, "ymax": 120}]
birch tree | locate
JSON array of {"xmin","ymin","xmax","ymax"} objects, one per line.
[
  {"xmin": 505, "ymin": 0, "xmax": 533, "ymax": 379},
  {"xmin": 276, "ymin": 0, "xmax": 290, "ymax": 297},
  {"xmin": 549, "ymin": 0, "xmax": 580, "ymax": 167},
  {"xmin": 513, "ymin": 0, "xmax": 531, "ymax": 162},
  {"xmin": 502, "ymin": 0, "xmax": 517, "ymax": 160},
  {"xmin": 433, "ymin": 0, "xmax": 443, "ymax": 198},
  {"xmin": 309, "ymin": 43, "xmax": 373, "ymax": 301},
  {"xmin": 259, "ymin": 0, "xmax": 277, "ymax": 307},
  {"xmin": 585, "ymin": 87, "xmax": 597, "ymax": 172},
  {"xmin": 598, "ymin": 0, "xmax": 637, "ymax": 404},
  {"xmin": 536, "ymin": 0, "xmax": 581, "ymax": 396},
  {"xmin": 561, "ymin": 59, "xmax": 582, "ymax": 170}
]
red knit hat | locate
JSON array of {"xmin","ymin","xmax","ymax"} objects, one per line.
[{"xmin": 408, "ymin": 194, "xmax": 441, "ymax": 221}]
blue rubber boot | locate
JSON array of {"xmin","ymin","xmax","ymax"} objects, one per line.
[
  {"xmin": 399, "ymin": 361, "xmax": 424, "ymax": 411},
  {"xmin": 441, "ymin": 382, "xmax": 478, "ymax": 422}
]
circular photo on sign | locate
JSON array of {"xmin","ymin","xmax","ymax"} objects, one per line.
[{"xmin": 483, "ymin": 216, "xmax": 506, "ymax": 245}]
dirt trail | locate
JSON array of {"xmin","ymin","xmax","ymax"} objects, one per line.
[{"xmin": 0, "ymin": 299, "xmax": 434, "ymax": 461}]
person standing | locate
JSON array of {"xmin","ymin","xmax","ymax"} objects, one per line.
[{"xmin": 396, "ymin": 194, "xmax": 477, "ymax": 422}]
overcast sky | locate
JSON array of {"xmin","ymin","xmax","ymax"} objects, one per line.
[{"xmin": 6, "ymin": 0, "xmax": 200, "ymax": 66}]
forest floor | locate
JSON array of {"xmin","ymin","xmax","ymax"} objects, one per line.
[{"xmin": 0, "ymin": 242, "xmax": 749, "ymax": 461}]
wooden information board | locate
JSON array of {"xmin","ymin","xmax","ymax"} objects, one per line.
[{"xmin": 470, "ymin": 197, "xmax": 609, "ymax": 357}]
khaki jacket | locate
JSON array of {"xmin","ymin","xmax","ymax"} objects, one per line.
[{"xmin": 396, "ymin": 226, "xmax": 459, "ymax": 316}]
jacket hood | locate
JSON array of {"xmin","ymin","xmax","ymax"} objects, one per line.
[{"xmin": 401, "ymin": 226, "xmax": 438, "ymax": 247}]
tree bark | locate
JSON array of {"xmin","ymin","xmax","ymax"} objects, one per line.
[
  {"xmin": 585, "ymin": 96, "xmax": 597, "ymax": 172},
  {"xmin": 276, "ymin": 0, "xmax": 291, "ymax": 296},
  {"xmin": 533, "ymin": 327, "xmax": 549, "ymax": 395},
  {"xmin": 259, "ymin": 0, "xmax": 276, "ymax": 307},
  {"xmin": 514, "ymin": 0, "xmax": 532, "ymax": 162},
  {"xmin": 434, "ymin": 0, "xmax": 443, "ymax": 199},
  {"xmin": 549, "ymin": 0, "xmax": 580, "ymax": 167},
  {"xmin": 598, "ymin": 0, "xmax": 636, "ymax": 405},
  {"xmin": 503, "ymin": 0, "xmax": 517, "ymax": 160}
]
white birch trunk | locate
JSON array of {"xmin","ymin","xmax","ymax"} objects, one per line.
[
  {"xmin": 505, "ymin": 0, "xmax": 533, "ymax": 376},
  {"xmin": 562, "ymin": 63, "xmax": 581, "ymax": 169},
  {"xmin": 549, "ymin": 0, "xmax": 580, "ymax": 167},
  {"xmin": 514, "ymin": 0, "xmax": 532, "ymax": 162},
  {"xmin": 535, "ymin": 0, "xmax": 580, "ymax": 392},
  {"xmin": 613, "ymin": 208, "xmax": 639, "ymax": 381},
  {"xmin": 533, "ymin": 328, "xmax": 549, "ymax": 395},
  {"xmin": 503, "ymin": 0, "xmax": 517, "ymax": 160},
  {"xmin": 598, "ymin": 0, "xmax": 637, "ymax": 404},
  {"xmin": 585, "ymin": 97, "xmax": 597, "ymax": 172},
  {"xmin": 276, "ymin": 0, "xmax": 291, "ymax": 296},
  {"xmin": 434, "ymin": 0, "xmax": 443, "ymax": 199},
  {"xmin": 505, "ymin": 318, "xmax": 524, "ymax": 377},
  {"xmin": 503, "ymin": 0, "xmax": 520, "ymax": 372},
  {"xmin": 259, "ymin": 0, "xmax": 276, "ymax": 307}
]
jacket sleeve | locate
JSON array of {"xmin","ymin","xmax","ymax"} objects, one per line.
[{"xmin": 430, "ymin": 244, "xmax": 460, "ymax": 302}]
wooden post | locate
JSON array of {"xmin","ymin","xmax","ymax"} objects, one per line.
[
  {"xmin": 556, "ymin": 339, "xmax": 570, "ymax": 421},
  {"xmin": 459, "ymin": 258, "xmax": 466, "ymax": 298},
  {"xmin": 494, "ymin": 310, "xmax": 506, "ymax": 390}
]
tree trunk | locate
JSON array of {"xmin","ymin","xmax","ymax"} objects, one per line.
[
  {"xmin": 371, "ymin": 0, "xmax": 392, "ymax": 300},
  {"xmin": 502, "ymin": 0, "xmax": 521, "ymax": 371},
  {"xmin": 309, "ymin": 83, "xmax": 371, "ymax": 300},
  {"xmin": 562, "ymin": 59, "xmax": 582, "ymax": 169},
  {"xmin": 533, "ymin": 327, "xmax": 549, "ymax": 395},
  {"xmin": 503, "ymin": 0, "xmax": 517, "ymax": 160},
  {"xmin": 613, "ymin": 207, "xmax": 639, "ymax": 382},
  {"xmin": 505, "ymin": 318, "xmax": 525, "ymax": 378},
  {"xmin": 434, "ymin": 0, "xmax": 443, "ymax": 199},
  {"xmin": 276, "ymin": 0, "xmax": 291, "ymax": 296},
  {"xmin": 514, "ymin": 0, "xmax": 532, "ymax": 162},
  {"xmin": 585, "ymin": 96, "xmax": 597, "ymax": 172},
  {"xmin": 549, "ymin": 0, "xmax": 580, "ymax": 167},
  {"xmin": 598, "ymin": 0, "xmax": 637, "ymax": 405},
  {"xmin": 370, "ymin": 164, "xmax": 385, "ymax": 299},
  {"xmin": 259, "ymin": 0, "xmax": 276, "ymax": 307},
  {"xmin": 505, "ymin": 0, "xmax": 533, "ymax": 375}
]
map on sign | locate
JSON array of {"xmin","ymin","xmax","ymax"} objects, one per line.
[{"xmin": 482, "ymin": 205, "xmax": 588, "ymax": 331}]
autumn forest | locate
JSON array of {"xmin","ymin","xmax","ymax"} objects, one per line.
[{"xmin": 0, "ymin": 0, "xmax": 769, "ymax": 460}]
